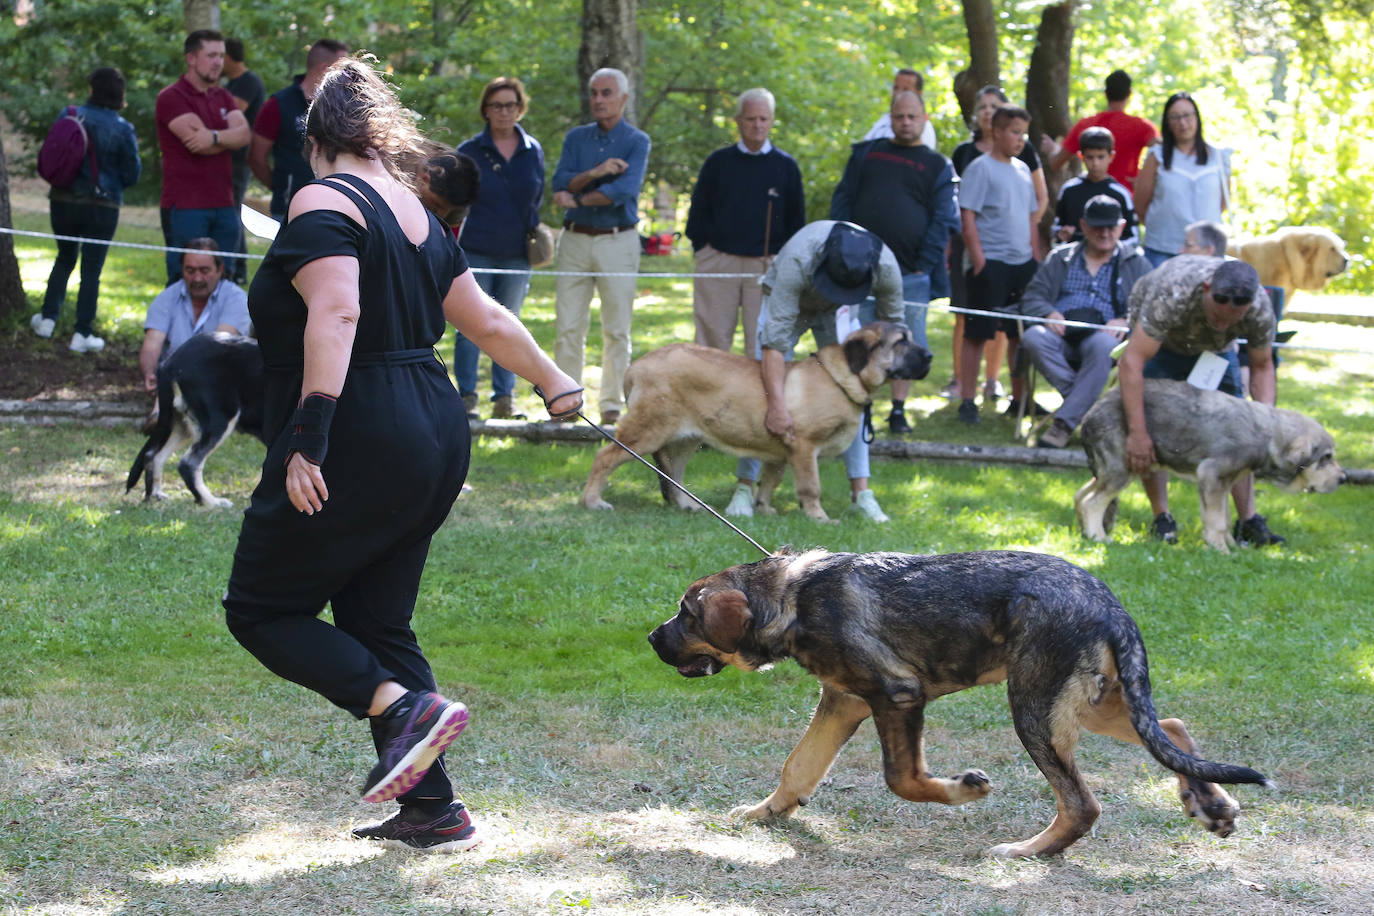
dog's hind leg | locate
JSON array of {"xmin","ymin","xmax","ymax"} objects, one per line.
[
  {"xmin": 868, "ymin": 697, "xmax": 993, "ymax": 808},
  {"xmin": 145, "ymin": 417, "xmax": 194, "ymax": 502},
  {"xmin": 178, "ymin": 410, "xmax": 239, "ymax": 507},
  {"xmin": 581, "ymin": 411, "xmax": 676, "ymax": 510},
  {"xmin": 1075, "ymin": 469, "xmax": 1128, "ymax": 542},
  {"xmin": 1076, "ymin": 658, "xmax": 1242, "ymax": 839},
  {"xmin": 731, "ymin": 685, "xmax": 871, "ymax": 820},
  {"xmin": 989, "ymin": 671, "xmax": 1102, "ymax": 858}
]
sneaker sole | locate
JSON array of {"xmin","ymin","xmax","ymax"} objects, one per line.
[
  {"xmin": 386, "ymin": 823, "xmax": 483, "ymax": 854},
  {"xmin": 361, "ymin": 703, "xmax": 469, "ymax": 804}
]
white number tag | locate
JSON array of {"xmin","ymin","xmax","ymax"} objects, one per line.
[{"xmin": 1187, "ymin": 350, "xmax": 1229, "ymax": 390}]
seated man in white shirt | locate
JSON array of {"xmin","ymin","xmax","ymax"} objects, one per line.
[{"xmin": 139, "ymin": 238, "xmax": 251, "ymax": 422}]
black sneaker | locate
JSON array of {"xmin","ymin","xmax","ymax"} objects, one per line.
[
  {"xmin": 1004, "ymin": 398, "xmax": 1051, "ymax": 418},
  {"xmin": 361, "ymin": 691, "xmax": 469, "ymax": 804},
  {"xmin": 958, "ymin": 398, "xmax": 979, "ymax": 424},
  {"xmin": 352, "ymin": 801, "xmax": 482, "ymax": 853},
  {"xmin": 887, "ymin": 407, "xmax": 912, "ymax": 435},
  {"xmin": 1234, "ymin": 513, "xmax": 1286, "ymax": 547},
  {"xmin": 1150, "ymin": 512, "xmax": 1179, "ymax": 544}
]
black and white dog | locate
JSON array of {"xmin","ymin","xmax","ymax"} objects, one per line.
[{"xmin": 125, "ymin": 333, "xmax": 266, "ymax": 507}]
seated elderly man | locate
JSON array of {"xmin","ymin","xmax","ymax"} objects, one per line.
[
  {"xmin": 139, "ymin": 238, "xmax": 251, "ymax": 408},
  {"xmin": 1179, "ymin": 219, "xmax": 1228, "ymax": 257},
  {"xmin": 1018, "ymin": 196, "xmax": 1152, "ymax": 448}
]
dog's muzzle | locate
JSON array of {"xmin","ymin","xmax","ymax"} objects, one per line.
[
  {"xmin": 890, "ymin": 345, "xmax": 933, "ymax": 381},
  {"xmin": 648, "ymin": 621, "xmax": 724, "ymax": 677}
]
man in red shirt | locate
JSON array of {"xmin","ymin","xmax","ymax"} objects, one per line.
[
  {"xmin": 1047, "ymin": 70, "xmax": 1158, "ymax": 191},
  {"xmin": 155, "ymin": 29, "xmax": 251, "ymax": 284}
]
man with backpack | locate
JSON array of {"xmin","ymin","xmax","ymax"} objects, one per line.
[
  {"xmin": 155, "ymin": 29, "xmax": 251, "ymax": 285},
  {"xmin": 33, "ymin": 67, "xmax": 141, "ymax": 353}
]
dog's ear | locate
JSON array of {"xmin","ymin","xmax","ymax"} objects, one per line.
[
  {"xmin": 844, "ymin": 336, "xmax": 872, "ymax": 376},
  {"xmin": 701, "ymin": 589, "xmax": 753, "ymax": 653},
  {"xmin": 1286, "ymin": 234, "xmax": 1316, "ymax": 287}
]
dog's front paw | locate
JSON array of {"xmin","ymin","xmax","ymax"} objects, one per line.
[
  {"xmin": 1181, "ymin": 782, "xmax": 1240, "ymax": 837},
  {"xmin": 582, "ymin": 496, "xmax": 614, "ymax": 511},
  {"xmin": 147, "ymin": 490, "xmax": 169, "ymax": 502},
  {"xmin": 207, "ymin": 497, "xmax": 233, "ymax": 509},
  {"xmin": 755, "ymin": 504, "xmax": 778, "ymax": 517},
  {"xmin": 1202, "ymin": 530, "xmax": 1232, "ymax": 553}
]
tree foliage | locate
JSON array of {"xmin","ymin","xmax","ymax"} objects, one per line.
[{"xmin": 2, "ymin": 0, "xmax": 1369, "ymax": 290}]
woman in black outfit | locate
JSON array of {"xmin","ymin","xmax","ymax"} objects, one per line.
[{"xmin": 222, "ymin": 58, "xmax": 581, "ymax": 853}]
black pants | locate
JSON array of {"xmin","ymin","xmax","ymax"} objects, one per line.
[
  {"xmin": 224, "ymin": 358, "xmax": 469, "ymax": 803},
  {"xmin": 964, "ymin": 258, "xmax": 1038, "ymax": 341},
  {"xmin": 42, "ymin": 199, "xmax": 120, "ymax": 336}
]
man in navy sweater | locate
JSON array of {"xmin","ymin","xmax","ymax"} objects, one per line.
[
  {"xmin": 831, "ymin": 90, "xmax": 959, "ymax": 433},
  {"xmin": 685, "ymin": 88, "xmax": 806, "ymax": 355}
]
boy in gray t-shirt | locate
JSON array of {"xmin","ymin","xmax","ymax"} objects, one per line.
[{"xmin": 956, "ymin": 105, "xmax": 1042, "ymax": 423}]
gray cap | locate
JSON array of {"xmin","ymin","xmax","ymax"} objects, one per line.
[
  {"xmin": 1082, "ymin": 194, "xmax": 1123, "ymax": 227},
  {"xmin": 1211, "ymin": 259, "xmax": 1260, "ymax": 300}
]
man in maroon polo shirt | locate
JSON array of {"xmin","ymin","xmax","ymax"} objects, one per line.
[{"xmin": 155, "ymin": 29, "xmax": 251, "ymax": 284}]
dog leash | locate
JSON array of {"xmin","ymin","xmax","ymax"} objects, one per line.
[{"xmin": 536, "ymin": 387, "xmax": 771, "ymax": 558}]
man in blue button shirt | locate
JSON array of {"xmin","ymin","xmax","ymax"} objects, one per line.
[{"xmin": 550, "ymin": 67, "xmax": 652, "ymax": 425}]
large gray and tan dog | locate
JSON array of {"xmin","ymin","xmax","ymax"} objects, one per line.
[
  {"xmin": 1075, "ymin": 379, "xmax": 1345, "ymax": 550},
  {"xmin": 650, "ymin": 549, "xmax": 1271, "ymax": 858},
  {"xmin": 581, "ymin": 321, "xmax": 931, "ymax": 520}
]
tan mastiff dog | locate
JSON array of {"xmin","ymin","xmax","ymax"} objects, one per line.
[
  {"xmin": 581, "ymin": 321, "xmax": 930, "ymax": 520},
  {"xmin": 1231, "ymin": 226, "xmax": 1349, "ymax": 306}
]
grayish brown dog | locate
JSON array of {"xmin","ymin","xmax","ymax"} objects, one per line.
[
  {"xmin": 1076, "ymin": 379, "xmax": 1344, "ymax": 550},
  {"xmin": 581, "ymin": 321, "xmax": 930, "ymax": 520},
  {"xmin": 650, "ymin": 549, "xmax": 1271, "ymax": 858}
]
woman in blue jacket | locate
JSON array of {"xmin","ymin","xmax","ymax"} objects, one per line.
[
  {"xmin": 455, "ymin": 77, "xmax": 545, "ymax": 418},
  {"xmin": 34, "ymin": 67, "xmax": 141, "ymax": 353}
]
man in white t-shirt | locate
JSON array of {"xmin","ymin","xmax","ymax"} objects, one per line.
[{"xmin": 861, "ymin": 68, "xmax": 937, "ymax": 149}]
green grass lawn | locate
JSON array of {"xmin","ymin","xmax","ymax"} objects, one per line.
[{"xmin": 3, "ymin": 208, "xmax": 1373, "ymax": 914}]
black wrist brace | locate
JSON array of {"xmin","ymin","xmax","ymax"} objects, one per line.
[{"xmin": 285, "ymin": 392, "xmax": 337, "ymax": 466}]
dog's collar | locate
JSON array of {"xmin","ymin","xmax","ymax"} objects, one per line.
[{"xmin": 810, "ymin": 352, "xmax": 872, "ymax": 407}]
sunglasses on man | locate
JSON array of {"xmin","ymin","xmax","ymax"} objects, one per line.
[{"xmin": 1212, "ymin": 293, "xmax": 1253, "ymax": 307}]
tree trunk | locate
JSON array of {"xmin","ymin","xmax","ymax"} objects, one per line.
[
  {"xmin": 183, "ymin": 0, "xmax": 220, "ymax": 32},
  {"xmin": 954, "ymin": 0, "xmax": 1000, "ymax": 128},
  {"xmin": 1025, "ymin": 0, "xmax": 1075, "ymax": 248},
  {"xmin": 1025, "ymin": 1, "xmax": 1075, "ymax": 156},
  {"xmin": 0, "ymin": 133, "xmax": 26, "ymax": 319},
  {"xmin": 577, "ymin": 0, "xmax": 639, "ymax": 123}
]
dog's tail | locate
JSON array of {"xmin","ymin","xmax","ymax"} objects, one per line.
[
  {"xmin": 125, "ymin": 372, "xmax": 177, "ymax": 493},
  {"xmin": 1110, "ymin": 618, "xmax": 1272, "ymax": 788}
]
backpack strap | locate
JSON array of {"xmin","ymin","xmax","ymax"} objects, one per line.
[{"xmin": 77, "ymin": 108, "xmax": 100, "ymax": 192}]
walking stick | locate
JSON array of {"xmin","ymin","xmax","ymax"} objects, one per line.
[{"xmin": 762, "ymin": 187, "xmax": 779, "ymax": 267}]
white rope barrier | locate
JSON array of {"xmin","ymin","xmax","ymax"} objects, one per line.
[{"xmin": 4, "ymin": 225, "xmax": 1370, "ymax": 353}]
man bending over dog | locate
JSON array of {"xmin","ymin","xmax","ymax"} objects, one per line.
[
  {"xmin": 725, "ymin": 220, "xmax": 905, "ymax": 522},
  {"xmin": 1116, "ymin": 257, "xmax": 1282, "ymax": 545},
  {"xmin": 139, "ymin": 238, "xmax": 251, "ymax": 424},
  {"xmin": 1018, "ymin": 196, "xmax": 1150, "ymax": 449}
]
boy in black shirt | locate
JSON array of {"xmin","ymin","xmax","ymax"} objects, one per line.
[{"xmin": 1052, "ymin": 127, "xmax": 1136, "ymax": 244}]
